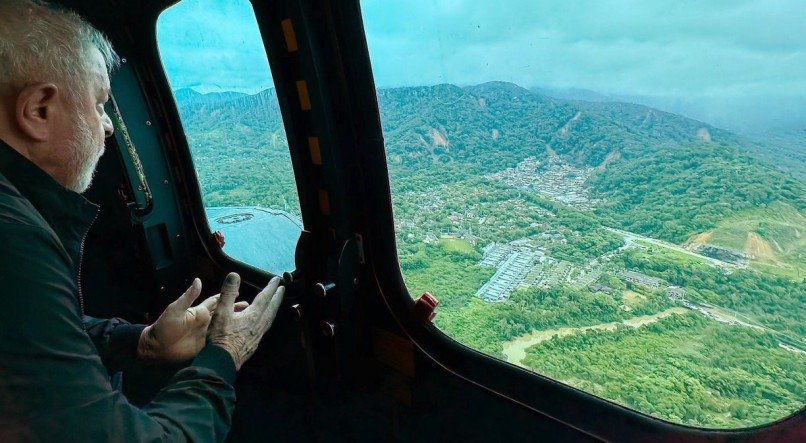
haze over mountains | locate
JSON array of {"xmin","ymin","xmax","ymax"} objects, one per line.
[
  {"xmin": 530, "ymin": 85, "xmax": 806, "ymax": 180},
  {"xmin": 534, "ymin": 86, "xmax": 805, "ymax": 131}
]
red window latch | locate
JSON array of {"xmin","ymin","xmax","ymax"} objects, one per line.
[
  {"xmin": 414, "ymin": 292, "xmax": 439, "ymax": 323},
  {"xmin": 212, "ymin": 231, "xmax": 225, "ymax": 248}
]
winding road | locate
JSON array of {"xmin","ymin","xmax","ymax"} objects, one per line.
[{"xmin": 501, "ymin": 307, "xmax": 690, "ymax": 367}]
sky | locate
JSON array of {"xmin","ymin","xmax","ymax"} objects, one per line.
[{"xmin": 157, "ymin": 0, "xmax": 806, "ymax": 132}]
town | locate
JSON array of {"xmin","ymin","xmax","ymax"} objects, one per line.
[{"xmin": 487, "ymin": 157, "xmax": 601, "ymax": 211}]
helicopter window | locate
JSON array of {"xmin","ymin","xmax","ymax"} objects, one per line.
[
  {"xmin": 361, "ymin": 0, "xmax": 805, "ymax": 429},
  {"xmin": 156, "ymin": 0, "xmax": 301, "ymax": 275}
]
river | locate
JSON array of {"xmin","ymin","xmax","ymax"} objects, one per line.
[{"xmin": 501, "ymin": 307, "xmax": 690, "ymax": 367}]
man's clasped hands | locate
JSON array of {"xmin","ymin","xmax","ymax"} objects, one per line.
[{"xmin": 137, "ymin": 273, "xmax": 285, "ymax": 370}]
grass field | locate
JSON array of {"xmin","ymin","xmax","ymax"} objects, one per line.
[
  {"xmin": 635, "ymin": 240, "xmax": 714, "ymax": 267},
  {"xmin": 622, "ymin": 290, "xmax": 646, "ymax": 306},
  {"xmin": 439, "ymin": 237, "xmax": 475, "ymax": 254}
]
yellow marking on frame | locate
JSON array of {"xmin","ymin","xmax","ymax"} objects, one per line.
[
  {"xmin": 318, "ymin": 190, "xmax": 331, "ymax": 216},
  {"xmin": 296, "ymin": 80, "xmax": 312, "ymax": 111},
  {"xmin": 308, "ymin": 137, "xmax": 322, "ymax": 165},
  {"xmin": 281, "ymin": 19, "xmax": 298, "ymax": 52}
]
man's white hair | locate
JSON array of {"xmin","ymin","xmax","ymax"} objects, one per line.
[{"xmin": 0, "ymin": 0, "xmax": 119, "ymax": 104}]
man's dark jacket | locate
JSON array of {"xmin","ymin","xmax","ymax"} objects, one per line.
[{"xmin": 0, "ymin": 139, "xmax": 236, "ymax": 442}]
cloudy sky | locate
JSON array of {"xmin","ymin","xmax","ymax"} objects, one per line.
[{"xmin": 157, "ymin": 0, "xmax": 805, "ymax": 132}]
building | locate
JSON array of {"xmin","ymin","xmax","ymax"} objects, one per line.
[{"xmin": 621, "ymin": 270, "xmax": 662, "ymax": 289}]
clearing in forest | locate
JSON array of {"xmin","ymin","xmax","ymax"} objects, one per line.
[
  {"xmin": 439, "ymin": 238, "xmax": 475, "ymax": 254},
  {"xmin": 695, "ymin": 203, "xmax": 805, "ymax": 279},
  {"xmin": 745, "ymin": 232, "xmax": 776, "ymax": 262},
  {"xmin": 622, "ymin": 290, "xmax": 646, "ymax": 306},
  {"xmin": 684, "ymin": 231, "xmax": 712, "ymax": 248}
]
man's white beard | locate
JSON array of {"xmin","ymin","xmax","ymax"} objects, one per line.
[{"xmin": 65, "ymin": 112, "xmax": 104, "ymax": 193}]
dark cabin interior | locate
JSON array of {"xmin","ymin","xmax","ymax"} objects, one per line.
[{"xmin": 50, "ymin": 0, "xmax": 804, "ymax": 441}]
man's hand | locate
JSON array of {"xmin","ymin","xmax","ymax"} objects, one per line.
[
  {"xmin": 208, "ymin": 273, "xmax": 285, "ymax": 370},
  {"xmin": 138, "ymin": 278, "xmax": 248, "ymax": 362}
]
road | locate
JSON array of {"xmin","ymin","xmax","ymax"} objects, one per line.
[{"xmin": 604, "ymin": 227, "xmax": 738, "ymax": 269}]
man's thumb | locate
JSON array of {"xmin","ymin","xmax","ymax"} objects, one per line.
[
  {"xmin": 218, "ymin": 272, "xmax": 240, "ymax": 314},
  {"xmin": 173, "ymin": 278, "xmax": 202, "ymax": 311}
]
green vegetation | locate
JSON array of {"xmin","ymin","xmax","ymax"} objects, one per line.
[
  {"xmin": 523, "ymin": 313, "xmax": 805, "ymax": 428},
  {"xmin": 590, "ymin": 143, "xmax": 806, "ymax": 244},
  {"xmin": 177, "ymin": 89, "xmax": 300, "ymax": 216},
  {"xmin": 175, "ymin": 81, "xmax": 805, "ymax": 429},
  {"xmin": 398, "ymin": 242, "xmax": 492, "ymax": 311},
  {"xmin": 439, "ymin": 238, "xmax": 474, "ymax": 254},
  {"xmin": 433, "ymin": 284, "xmax": 674, "ymax": 358},
  {"xmin": 702, "ymin": 203, "xmax": 806, "ymax": 280},
  {"xmin": 613, "ymin": 248, "xmax": 806, "ymax": 341}
]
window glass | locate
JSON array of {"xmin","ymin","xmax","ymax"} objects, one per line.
[
  {"xmin": 361, "ymin": 0, "xmax": 805, "ymax": 429},
  {"xmin": 157, "ymin": 0, "xmax": 301, "ymax": 275}
]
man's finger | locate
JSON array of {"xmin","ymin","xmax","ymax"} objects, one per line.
[
  {"xmin": 172, "ymin": 278, "xmax": 202, "ymax": 311},
  {"xmin": 217, "ymin": 272, "xmax": 240, "ymax": 318},
  {"xmin": 188, "ymin": 304, "xmax": 213, "ymax": 324},
  {"xmin": 234, "ymin": 301, "xmax": 249, "ymax": 312},
  {"xmin": 259, "ymin": 285, "xmax": 285, "ymax": 329},
  {"xmin": 248, "ymin": 276, "xmax": 282, "ymax": 313},
  {"xmin": 199, "ymin": 294, "xmax": 220, "ymax": 314}
]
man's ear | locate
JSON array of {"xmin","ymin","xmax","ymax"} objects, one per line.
[{"xmin": 16, "ymin": 83, "xmax": 61, "ymax": 142}]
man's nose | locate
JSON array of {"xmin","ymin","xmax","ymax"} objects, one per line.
[{"xmin": 103, "ymin": 114, "xmax": 114, "ymax": 138}]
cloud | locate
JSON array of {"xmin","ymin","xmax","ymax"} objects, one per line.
[
  {"xmin": 157, "ymin": 0, "xmax": 273, "ymax": 92},
  {"xmin": 156, "ymin": 0, "xmax": 806, "ymax": 130},
  {"xmin": 361, "ymin": 0, "xmax": 805, "ymax": 92},
  {"xmin": 361, "ymin": 0, "xmax": 806, "ymax": 131}
]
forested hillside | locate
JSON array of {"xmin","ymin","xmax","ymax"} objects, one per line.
[
  {"xmin": 176, "ymin": 88, "xmax": 298, "ymax": 214},
  {"xmin": 375, "ymin": 82, "xmax": 806, "ymax": 244},
  {"xmin": 177, "ymin": 82, "xmax": 805, "ymax": 247}
]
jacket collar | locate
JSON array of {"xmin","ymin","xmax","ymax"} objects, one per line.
[{"xmin": 0, "ymin": 138, "xmax": 98, "ymax": 254}]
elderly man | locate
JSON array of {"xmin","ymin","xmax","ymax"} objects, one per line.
[{"xmin": 0, "ymin": 1, "xmax": 284, "ymax": 441}]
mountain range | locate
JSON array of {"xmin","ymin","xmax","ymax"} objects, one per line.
[{"xmin": 174, "ymin": 82, "xmax": 805, "ymax": 255}]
